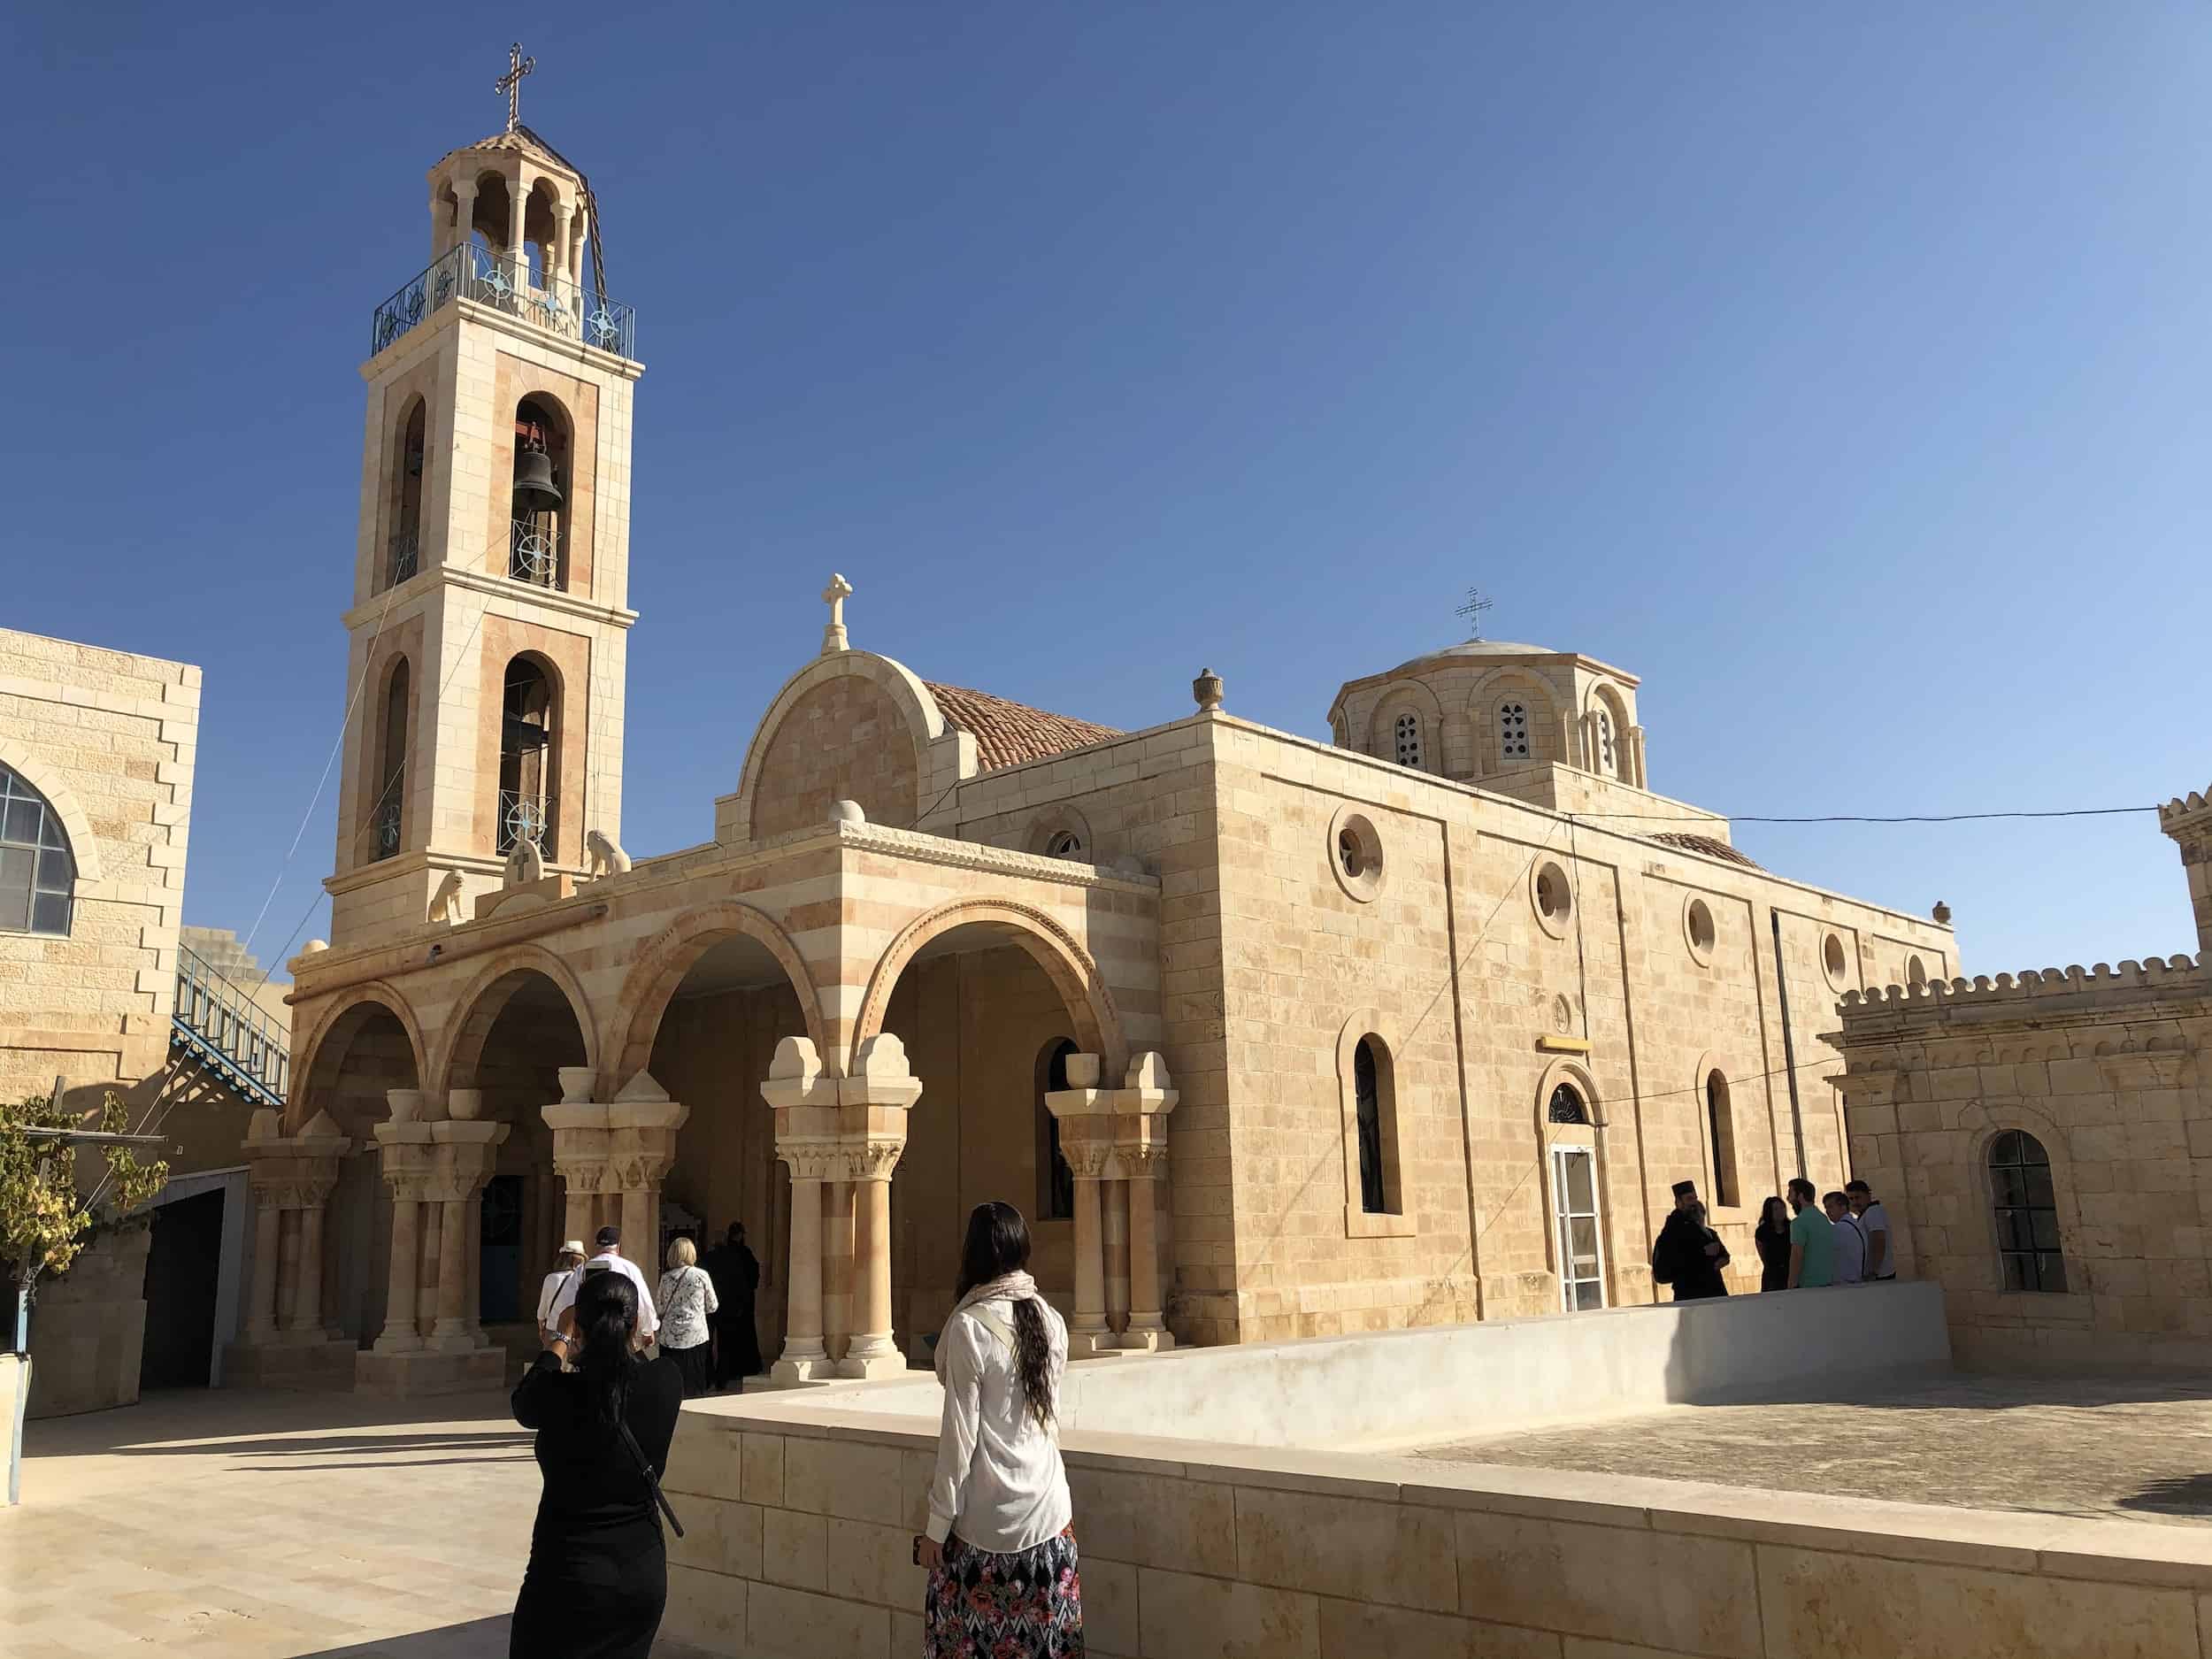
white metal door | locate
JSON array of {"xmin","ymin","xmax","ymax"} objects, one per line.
[{"xmin": 1551, "ymin": 1145, "xmax": 1607, "ymax": 1311}]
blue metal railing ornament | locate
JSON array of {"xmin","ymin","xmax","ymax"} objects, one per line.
[{"xmin": 370, "ymin": 243, "xmax": 635, "ymax": 359}]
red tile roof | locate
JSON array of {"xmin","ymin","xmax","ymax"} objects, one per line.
[
  {"xmin": 1647, "ymin": 831, "xmax": 1763, "ymax": 871},
  {"xmin": 924, "ymin": 682, "xmax": 1122, "ymax": 773}
]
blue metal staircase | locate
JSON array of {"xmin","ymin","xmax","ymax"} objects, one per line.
[{"xmin": 169, "ymin": 942, "xmax": 288, "ymax": 1110}]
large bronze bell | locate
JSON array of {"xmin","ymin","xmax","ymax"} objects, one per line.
[{"xmin": 512, "ymin": 448, "xmax": 562, "ymax": 509}]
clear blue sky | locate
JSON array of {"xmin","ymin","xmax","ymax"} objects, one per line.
[{"xmin": 5, "ymin": 3, "xmax": 2207, "ymax": 979}]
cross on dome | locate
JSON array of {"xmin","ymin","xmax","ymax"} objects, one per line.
[
  {"xmin": 495, "ymin": 42, "xmax": 536, "ymax": 134},
  {"xmin": 821, "ymin": 573, "xmax": 854, "ymax": 655}
]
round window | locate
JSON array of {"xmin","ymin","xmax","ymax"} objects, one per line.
[
  {"xmin": 1685, "ymin": 896, "xmax": 1717, "ymax": 964},
  {"xmin": 1043, "ymin": 829, "xmax": 1084, "ymax": 860},
  {"xmin": 1821, "ymin": 932, "xmax": 1850, "ymax": 991},
  {"xmin": 1532, "ymin": 861, "xmax": 1574, "ymax": 938},
  {"xmin": 1329, "ymin": 808, "xmax": 1385, "ymax": 902}
]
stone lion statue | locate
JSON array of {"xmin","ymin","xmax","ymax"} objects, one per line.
[{"xmin": 585, "ymin": 827, "xmax": 632, "ymax": 879}]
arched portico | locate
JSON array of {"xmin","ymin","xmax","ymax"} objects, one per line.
[{"xmin": 611, "ymin": 900, "xmax": 826, "ymax": 1091}]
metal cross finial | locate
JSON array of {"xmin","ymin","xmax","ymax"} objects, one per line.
[
  {"xmin": 495, "ymin": 42, "xmax": 536, "ymax": 134},
  {"xmin": 821, "ymin": 572, "xmax": 854, "ymax": 655},
  {"xmin": 1455, "ymin": 586, "xmax": 1494, "ymax": 641}
]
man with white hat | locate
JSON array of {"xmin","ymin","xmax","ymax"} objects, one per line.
[{"xmin": 535, "ymin": 1240, "xmax": 586, "ymax": 1351}]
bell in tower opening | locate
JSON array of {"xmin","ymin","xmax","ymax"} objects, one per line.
[{"xmin": 510, "ymin": 395, "xmax": 568, "ymax": 587}]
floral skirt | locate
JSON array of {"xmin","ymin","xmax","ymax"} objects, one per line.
[{"xmin": 923, "ymin": 1524, "xmax": 1082, "ymax": 1658}]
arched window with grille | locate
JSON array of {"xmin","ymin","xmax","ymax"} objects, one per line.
[
  {"xmin": 0, "ymin": 763, "xmax": 76, "ymax": 937},
  {"xmin": 1990, "ymin": 1130, "xmax": 2066, "ymax": 1292},
  {"xmin": 1394, "ymin": 711, "xmax": 1423, "ymax": 770},
  {"xmin": 372, "ymin": 658, "xmax": 411, "ymax": 863},
  {"xmin": 1347, "ymin": 1033, "xmax": 1402, "ymax": 1217},
  {"xmin": 498, "ymin": 656, "xmax": 557, "ymax": 857},
  {"xmin": 1498, "ymin": 701, "xmax": 1530, "ymax": 763}
]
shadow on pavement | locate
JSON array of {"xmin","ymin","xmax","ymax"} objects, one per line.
[
  {"xmin": 292, "ymin": 1617, "xmax": 712, "ymax": 1658},
  {"xmin": 2118, "ymin": 1474, "xmax": 2212, "ymax": 1517}
]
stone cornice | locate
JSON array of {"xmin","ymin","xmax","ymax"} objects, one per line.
[
  {"xmin": 288, "ymin": 901, "xmax": 610, "ymax": 1002},
  {"xmin": 339, "ymin": 565, "xmax": 639, "ymax": 634},
  {"xmin": 1833, "ymin": 956, "xmax": 2205, "ymax": 1043}
]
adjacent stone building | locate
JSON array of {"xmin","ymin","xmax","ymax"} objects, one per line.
[
  {"xmin": 234, "ymin": 110, "xmax": 1963, "ymax": 1396},
  {"xmin": 1831, "ymin": 794, "xmax": 2212, "ymax": 1372},
  {"xmin": 0, "ymin": 627, "xmax": 199, "ymax": 1109}
]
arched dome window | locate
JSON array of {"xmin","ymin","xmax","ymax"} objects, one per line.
[
  {"xmin": 1394, "ymin": 711, "xmax": 1423, "ymax": 770},
  {"xmin": 1498, "ymin": 701, "xmax": 1530, "ymax": 762},
  {"xmin": 0, "ymin": 762, "xmax": 77, "ymax": 936}
]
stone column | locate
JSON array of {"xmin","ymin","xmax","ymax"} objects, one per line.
[
  {"xmin": 1102, "ymin": 1173, "xmax": 1131, "ymax": 1335},
  {"xmin": 552, "ymin": 204, "xmax": 572, "ymax": 315},
  {"xmin": 1120, "ymin": 1146, "xmax": 1174, "ymax": 1352},
  {"xmin": 287, "ymin": 1182, "xmax": 334, "ymax": 1334},
  {"xmin": 376, "ymin": 1194, "xmax": 423, "ymax": 1354},
  {"xmin": 607, "ymin": 1071, "xmax": 687, "ymax": 1271},
  {"xmin": 840, "ymin": 1144, "xmax": 907, "ymax": 1379},
  {"xmin": 432, "ymin": 1197, "xmax": 470, "ymax": 1339},
  {"xmin": 822, "ymin": 1179, "xmax": 853, "ymax": 1360},
  {"xmin": 570, "ymin": 204, "xmax": 588, "ymax": 285},
  {"xmin": 453, "ymin": 181, "xmax": 478, "ymax": 261},
  {"xmin": 426, "ymin": 1113, "xmax": 509, "ymax": 1350},
  {"xmin": 775, "ymin": 1156, "xmax": 830, "ymax": 1384},
  {"xmin": 246, "ymin": 1192, "xmax": 281, "ymax": 1340},
  {"xmin": 506, "ymin": 170, "xmax": 526, "ymax": 270},
  {"xmin": 2159, "ymin": 790, "xmax": 2212, "ymax": 956},
  {"xmin": 1627, "ymin": 726, "xmax": 1649, "ymax": 789},
  {"xmin": 1064, "ymin": 1141, "xmax": 1114, "ymax": 1356}
]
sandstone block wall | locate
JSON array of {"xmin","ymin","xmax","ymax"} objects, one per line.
[
  {"xmin": 1834, "ymin": 959, "xmax": 2212, "ymax": 1371},
  {"xmin": 0, "ymin": 627, "xmax": 198, "ymax": 1108}
]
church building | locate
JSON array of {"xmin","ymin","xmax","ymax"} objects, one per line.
[{"xmin": 230, "ymin": 109, "xmax": 1959, "ymax": 1395}]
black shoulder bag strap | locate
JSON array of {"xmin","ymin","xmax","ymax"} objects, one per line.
[{"xmin": 617, "ymin": 1418, "xmax": 685, "ymax": 1539}]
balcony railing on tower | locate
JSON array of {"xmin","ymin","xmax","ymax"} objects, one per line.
[
  {"xmin": 498, "ymin": 789, "xmax": 557, "ymax": 857},
  {"xmin": 371, "ymin": 243, "xmax": 636, "ymax": 360}
]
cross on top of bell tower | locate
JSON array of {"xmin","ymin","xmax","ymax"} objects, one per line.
[{"xmin": 495, "ymin": 42, "xmax": 535, "ymax": 134}]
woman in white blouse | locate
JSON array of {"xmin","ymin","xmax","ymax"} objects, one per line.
[
  {"xmin": 920, "ymin": 1202, "xmax": 1079, "ymax": 1656},
  {"xmin": 655, "ymin": 1236, "xmax": 718, "ymax": 1398}
]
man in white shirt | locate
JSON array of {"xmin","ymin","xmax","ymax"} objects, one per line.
[
  {"xmin": 549, "ymin": 1225, "xmax": 659, "ymax": 1345},
  {"xmin": 1847, "ymin": 1180, "xmax": 1895, "ymax": 1280},
  {"xmin": 1823, "ymin": 1191, "xmax": 1867, "ymax": 1285},
  {"xmin": 535, "ymin": 1240, "xmax": 585, "ymax": 1349}
]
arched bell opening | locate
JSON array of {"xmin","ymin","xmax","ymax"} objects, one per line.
[
  {"xmin": 510, "ymin": 394, "xmax": 570, "ymax": 588},
  {"xmin": 496, "ymin": 653, "xmax": 560, "ymax": 861}
]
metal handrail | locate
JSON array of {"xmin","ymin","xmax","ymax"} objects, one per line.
[
  {"xmin": 371, "ymin": 243, "xmax": 636, "ymax": 359},
  {"xmin": 172, "ymin": 944, "xmax": 289, "ymax": 1101}
]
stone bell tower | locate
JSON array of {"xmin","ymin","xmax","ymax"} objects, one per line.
[{"xmin": 323, "ymin": 54, "xmax": 641, "ymax": 948}]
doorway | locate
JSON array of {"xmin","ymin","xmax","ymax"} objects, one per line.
[
  {"xmin": 140, "ymin": 1187, "xmax": 225, "ymax": 1389},
  {"xmin": 480, "ymin": 1174, "xmax": 524, "ymax": 1325},
  {"xmin": 1549, "ymin": 1145, "xmax": 1606, "ymax": 1312}
]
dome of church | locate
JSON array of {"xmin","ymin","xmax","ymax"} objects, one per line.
[{"xmin": 1383, "ymin": 640, "xmax": 1557, "ymax": 676}]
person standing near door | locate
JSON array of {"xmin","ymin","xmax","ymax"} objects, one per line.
[{"xmin": 702, "ymin": 1221, "xmax": 763, "ymax": 1386}]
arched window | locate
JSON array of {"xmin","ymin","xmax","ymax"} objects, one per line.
[
  {"xmin": 1348, "ymin": 1033, "xmax": 1402, "ymax": 1217},
  {"xmin": 1547, "ymin": 1082, "xmax": 1587, "ymax": 1124},
  {"xmin": 1498, "ymin": 701, "xmax": 1530, "ymax": 763},
  {"xmin": 1705, "ymin": 1071, "xmax": 1736, "ymax": 1208},
  {"xmin": 1036, "ymin": 1039, "xmax": 1077, "ymax": 1221},
  {"xmin": 1394, "ymin": 711, "xmax": 1423, "ymax": 770},
  {"xmin": 387, "ymin": 397, "xmax": 426, "ymax": 589},
  {"xmin": 372, "ymin": 659, "xmax": 410, "ymax": 862},
  {"xmin": 1990, "ymin": 1130, "xmax": 2066, "ymax": 1292},
  {"xmin": 1907, "ymin": 955, "xmax": 1929, "ymax": 989},
  {"xmin": 498, "ymin": 657, "xmax": 557, "ymax": 856},
  {"xmin": 0, "ymin": 762, "xmax": 76, "ymax": 936}
]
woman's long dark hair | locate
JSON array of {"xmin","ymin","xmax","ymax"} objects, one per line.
[
  {"xmin": 955, "ymin": 1201, "xmax": 1055, "ymax": 1432},
  {"xmin": 573, "ymin": 1265, "xmax": 641, "ymax": 1431},
  {"xmin": 1757, "ymin": 1195, "xmax": 1790, "ymax": 1233}
]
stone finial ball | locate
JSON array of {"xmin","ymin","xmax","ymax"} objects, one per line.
[
  {"xmin": 830, "ymin": 799, "xmax": 867, "ymax": 824},
  {"xmin": 1193, "ymin": 667, "xmax": 1225, "ymax": 713},
  {"xmin": 1932, "ymin": 900, "xmax": 1952, "ymax": 925}
]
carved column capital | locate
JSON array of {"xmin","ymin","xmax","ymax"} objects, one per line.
[
  {"xmin": 778, "ymin": 1137, "xmax": 845, "ymax": 1183},
  {"xmin": 842, "ymin": 1139, "xmax": 906, "ymax": 1184}
]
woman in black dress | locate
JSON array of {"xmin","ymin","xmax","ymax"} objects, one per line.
[
  {"xmin": 1754, "ymin": 1195, "xmax": 1793, "ymax": 1292},
  {"xmin": 511, "ymin": 1267, "xmax": 685, "ymax": 1659}
]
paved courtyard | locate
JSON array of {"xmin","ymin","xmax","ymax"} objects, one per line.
[
  {"xmin": 0, "ymin": 1385, "xmax": 713, "ymax": 1657},
  {"xmin": 1414, "ymin": 1373, "xmax": 2212, "ymax": 1529}
]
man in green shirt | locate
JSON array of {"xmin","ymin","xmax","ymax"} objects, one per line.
[{"xmin": 1786, "ymin": 1177, "xmax": 1836, "ymax": 1289}]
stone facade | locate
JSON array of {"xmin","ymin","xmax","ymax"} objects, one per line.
[
  {"xmin": 0, "ymin": 626, "xmax": 199, "ymax": 1109},
  {"xmin": 1830, "ymin": 790, "xmax": 2212, "ymax": 1372},
  {"xmin": 248, "ymin": 117, "xmax": 1960, "ymax": 1397}
]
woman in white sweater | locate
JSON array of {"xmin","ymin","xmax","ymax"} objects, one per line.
[{"xmin": 920, "ymin": 1202, "xmax": 1079, "ymax": 1656}]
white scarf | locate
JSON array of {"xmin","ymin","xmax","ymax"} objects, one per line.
[{"xmin": 933, "ymin": 1271, "xmax": 1036, "ymax": 1383}]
